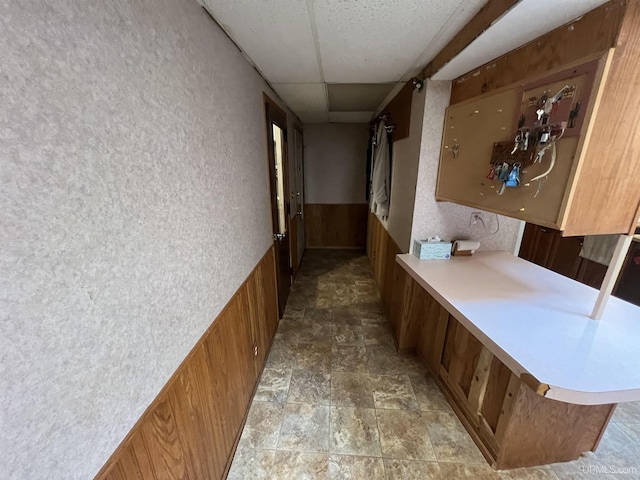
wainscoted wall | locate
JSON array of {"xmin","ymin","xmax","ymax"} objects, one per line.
[
  {"xmin": 303, "ymin": 123, "xmax": 369, "ymax": 204},
  {"xmin": 0, "ymin": 1, "xmax": 292, "ymax": 478},
  {"xmin": 305, "ymin": 204, "xmax": 368, "ymax": 248},
  {"xmin": 302, "ymin": 123, "xmax": 369, "ymax": 250},
  {"xmin": 367, "ymin": 213, "xmax": 403, "ymax": 318},
  {"xmin": 96, "ymin": 247, "xmax": 278, "ymax": 480}
]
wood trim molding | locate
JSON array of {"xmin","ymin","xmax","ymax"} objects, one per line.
[
  {"xmin": 450, "ymin": 0, "xmax": 628, "ymax": 104},
  {"xmin": 95, "ymin": 247, "xmax": 279, "ymax": 480},
  {"xmin": 421, "ymin": 0, "xmax": 521, "ymax": 79}
]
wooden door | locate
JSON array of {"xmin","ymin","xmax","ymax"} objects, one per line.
[
  {"xmin": 293, "ymin": 127, "xmax": 305, "ymax": 269},
  {"xmin": 264, "ymin": 95, "xmax": 291, "ymax": 318}
]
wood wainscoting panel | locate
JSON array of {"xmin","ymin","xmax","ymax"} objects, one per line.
[
  {"xmin": 305, "ymin": 203, "xmax": 368, "ymax": 248},
  {"xmin": 96, "ymin": 247, "xmax": 278, "ymax": 480},
  {"xmin": 367, "ymin": 212, "xmax": 404, "ymax": 318}
]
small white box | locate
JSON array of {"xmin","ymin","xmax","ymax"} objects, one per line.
[{"xmin": 412, "ymin": 239, "xmax": 452, "ymax": 260}]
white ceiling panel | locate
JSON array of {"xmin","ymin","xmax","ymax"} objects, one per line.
[
  {"xmin": 407, "ymin": 0, "xmax": 487, "ymax": 79},
  {"xmin": 432, "ymin": 0, "xmax": 609, "ymax": 80},
  {"xmin": 313, "ymin": 0, "xmax": 469, "ymax": 83},
  {"xmin": 273, "ymin": 83, "xmax": 328, "ymax": 112},
  {"xmin": 329, "ymin": 112, "xmax": 374, "ymax": 123},
  {"xmin": 201, "ymin": 0, "xmax": 322, "ymax": 83},
  {"xmin": 297, "ymin": 111, "xmax": 330, "ymax": 124}
]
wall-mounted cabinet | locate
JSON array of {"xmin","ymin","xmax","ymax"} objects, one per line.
[{"xmin": 436, "ymin": 48, "xmax": 640, "ymax": 236}]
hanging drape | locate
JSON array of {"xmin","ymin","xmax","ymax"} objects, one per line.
[{"xmin": 370, "ymin": 120, "xmax": 391, "ymax": 216}]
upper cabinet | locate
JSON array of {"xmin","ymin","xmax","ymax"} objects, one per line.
[{"xmin": 435, "ymin": 1, "xmax": 640, "ymax": 237}]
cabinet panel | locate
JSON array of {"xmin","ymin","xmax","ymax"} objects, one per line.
[
  {"xmin": 530, "ymin": 227, "xmax": 557, "ymax": 267},
  {"xmin": 437, "ymin": 75, "xmax": 588, "ymax": 229},
  {"xmin": 518, "ymin": 223, "xmax": 538, "ymax": 261},
  {"xmin": 548, "ymin": 235, "xmax": 583, "ymax": 279},
  {"xmin": 440, "ymin": 317, "xmax": 484, "ymax": 403},
  {"xmin": 436, "ymin": 51, "xmax": 640, "ymax": 235},
  {"xmin": 417, "ymin": 294, "xmax": 449, "ymax": 373}
]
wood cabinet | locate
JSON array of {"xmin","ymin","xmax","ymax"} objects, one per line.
[
  {"xmin": 395, "ymin": 268, "xmax": 615, "ymax": 469},
  {"xmin": 520, "ymin": 222, "xmax": 640, "ymax": 305},
  {"xmin": 519, "ymin": 223, "xmax": 607, "ymax": 288},
  {"xmin": 436, "ymin": 3, "xmax": 640, "ymax": 237}
]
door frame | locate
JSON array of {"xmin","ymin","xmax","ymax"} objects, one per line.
[
  {"xmin": 263, "ymin": 94, "xmax": 292, "ymax": 318},
  {"xmin": 292, "ymin": 125, "xmax": 305, "ymax": 274}
]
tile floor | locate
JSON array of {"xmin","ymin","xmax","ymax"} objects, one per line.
[{"xmin": 229, "ymin": 250, "xmax": 640, "ymax": 479}]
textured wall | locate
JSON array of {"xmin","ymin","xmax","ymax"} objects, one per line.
[
  {"xmin": 304, "ymin": 123, "xmax": 369, "ymax": 204},
  {"xmin": 385, "ymin": 88, "xmax": 426, "ymax": 252},
  {"xmin": 0, "ymin": 1, "xmax": 285, "ymax": 478},
  {"xmin": 410, "ymin": 80, "xmax": 523, "ymax": 253}
]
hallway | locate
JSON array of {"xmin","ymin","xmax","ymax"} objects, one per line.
[{"xmin": 228, "ymin": 250, "xmax": 640, "ymax": 479}]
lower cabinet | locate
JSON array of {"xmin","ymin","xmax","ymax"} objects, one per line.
[{"xmin": 396, "ymin": 268, "xmax": 614, "ymax": 469}]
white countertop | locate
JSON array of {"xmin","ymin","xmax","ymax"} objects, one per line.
[{"xmin": 397, "ymin": 251, "xmax": 640, "ymax": 405}]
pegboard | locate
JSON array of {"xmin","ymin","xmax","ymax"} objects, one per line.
[{"xmin": 436, "ymin": 59, "xmax": 600, "ymax": 229}]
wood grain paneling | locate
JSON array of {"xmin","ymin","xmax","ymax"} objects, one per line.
[
  {"xmin": 96, "ymin": 247, "xmax": 278, "ymax": 480},
  {"xmin": 395, "ymin": 272, "xmax": 429, "ymax": 351},
  {"xmin": 481, "ymin": 357, "xmax": 514, "ymax": 435},
  {"xmin": 562, "ymin": 1, "xmax": 640, "ymax": 235},
  {"xmin": 366, "ymin": 212, "xmax": 403, "ymax": 315},
  {"xmin": 305, "ymin": 203, "xmax": 368, "ymax": 248},
  {"xmin": 497, "ymin": 384, "xmax": 615, "ymax": 469},
  {"xmin": 421, "ymin": 0, "xmax": 520, "ymax": 79},
  {"xmin": 450, "ymin": 0, "xmax": 627, "ymax": 104},
  {"xmin": 392, "ymin": 260, "xmax": 618, "ymax": 469},
  {"xmin": 417, "ymin": 295, "xmax": 449, "ymax": 373}
]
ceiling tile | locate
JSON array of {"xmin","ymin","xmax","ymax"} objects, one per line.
[
  {"xmin": 272, "ymin": 83, "xmax": 328, "ymax": 112},
  {"xmin": 433, "ymin": 0, "xmax": 609, "ymax": 80},
  {"xmin": 328, "ymin": 112, "xmax": 374, "ymax": 123},
  {"xmin": 202, "ymin": 0, "xmax": 322, "ymax": 83},
  {"xmin": 327, "ymin": 83, "xmax": 395, "ymax": 111},
  {"xmin": 297, "ymin": 111, "xmax": 330, "ymax": 124},
  {"xmin": 313, "ymin": 0, "xmax": 468, "ymax": 83},
  {"xmin": 408, "ymin": 0, "xmax": 486, "ymax": 78}
]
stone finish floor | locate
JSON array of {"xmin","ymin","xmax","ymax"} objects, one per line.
[{"xmin": 229, "ymin": 250, "xmax": 640, "ymax": 479}]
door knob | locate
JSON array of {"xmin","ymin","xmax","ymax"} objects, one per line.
[{"xmin": 274, "ymin": 233, "xmax": 285, "ymax": 241}]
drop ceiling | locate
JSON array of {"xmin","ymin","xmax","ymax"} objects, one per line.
[
  {"xmin": 201, "ymin": 0, "xmax": 487, "ymax": 123},
  {"xmin": 201, "ymin": 0, "xmax": 612, "ymax": 124}
]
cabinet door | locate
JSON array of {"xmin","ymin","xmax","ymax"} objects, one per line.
[
  {"xmin": 576, "ymin": 258, "xmax": 607, "ymax": 289},
  {"xmin": 518, "ymin": 223, "xmax": 539, "ymax": 261},
  {"xmin": 530, "ymin": 227, "xmax": 557, "ymax": 267},
  {"xmin": 615, "ymin": 242, "xmax": 640, "ymax": 306},
  {"xmin": 548, "ymin": 235, "xmax": 583, "ymax": 279},
  {"xmin": 417, "ymin": 293, "xmax": 449, "ymax": 373},
  {"xmin": 436, "ymin": 65, "xmax": 598, "ymax": 230}
]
